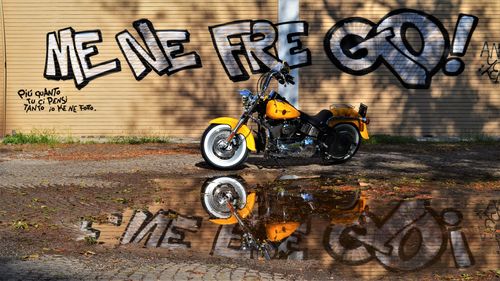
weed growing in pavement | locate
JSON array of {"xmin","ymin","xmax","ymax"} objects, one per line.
[
  {"xmin": 113, "ymin": 197, "xmax": 129, "ymax": 204},
  {"xmin": 11, "ymin": 220, "xmax": 29, "ymax": 230},
  {"xmin": 81, "ymin": 216, "xmax": 98, "ymax": 223},
  {"xmin": 108, "ymin": 136, "xmax": 171, "ymax": 144},
  {"xmin": 459, "ymin": 134, "xmax": 498, "ymax": 144},
  {"xmin": 11, "ymin": 219, "xmax": 38, "ymax": 230},
  {"xmin": 84, "ymin": 236, "xmax": 98, "ymax": 245}
]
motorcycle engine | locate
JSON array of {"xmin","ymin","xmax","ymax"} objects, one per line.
[
  {"xmin": 267, "ymin": 120, "xmax": 317, "ymax": 158},
  {"xmin": 281, "ymin": 123, "xmax": 296, "ymax": 138},
  {"xmin": 269, "ymin": 120, "xmax": 298, "ymax": 140}
]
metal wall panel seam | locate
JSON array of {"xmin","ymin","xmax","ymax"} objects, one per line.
[{"xmin": 0, "ymin": 0, "xmax": 5, "ymax": 137}]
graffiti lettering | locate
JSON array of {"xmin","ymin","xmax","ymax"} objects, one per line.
[
  {"xmin": 44, "ymin": 11, "xmax": 477, "ymax": 89},
  {"xmin": 478, "ymin": 42, "xmax": 500, "ymax": 84},
  {"xmin": 475, "ymin": 200, "xmax": 500, "ymax": 254},
  {"xmin": 44, "ymin": 28, "xmax": 121, "ymax": 89},
  {"xmin": 17, "ymin": 87, "xmax": 96, "ymax": 113},
  {"xmin": 480, "ymin": 42, "xmax": 500, "ymax": 58},
  {"xmin": 324, "ymin": 10, "xmax": 478, "ymax": 89},
  {"xmin": 211, "ymin": 223, "xmax": 308, "ymax": 260},
  {"xmin": 478, "ymin": 57, "xmax": 499, "ymax": 83},
  {"xmin": 211, "ymin": 225, "xmax": 252, "ymax": 259},
  {"xmin": 274, "ymin": 222, "xmax": 309, "ymax": 260},
  {"xmin": 89, "ymin": 198, "xmax": 494, "ymax": 272},
  {"xmin": 209, "ymin": 20, "xmax": 311, "ymax": 82},
  {"xmin": 116, "ymin": 19, "xmax": 202, "ymax": 81},
  {"xmin": 325, "ymin": 200, "xmax": 474, "ymax": 271},
  {"xmin": 120, "ymin": 209, "xmax": 202, "ymax": 248},
  {"xmin": 78, "ymin": 220, "xmax": 100, "ymax": 241}
]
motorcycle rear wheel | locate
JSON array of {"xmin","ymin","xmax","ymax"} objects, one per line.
[
  {"xmin": 201, "ymin": 124, "xmax": 249, "ymax": 170},
  {"xmin": 322, "ymin": 123, "xmax": 361, "ymax": 164}
]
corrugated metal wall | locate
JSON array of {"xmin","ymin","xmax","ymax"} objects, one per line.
[
  {"xmin": 299, "ymin": 0, "xmax": 500, "ymax": 136},
  {"xmin": 0, "ymin": 0, "xmax": 498, "ymax": 138},
  {"xmin": 1, "ymin": 0, "xmax": 277, "ymax": 137},
  {"xmin": 0, "ymin": 2, "xmax": 5, "ymax": 136}
]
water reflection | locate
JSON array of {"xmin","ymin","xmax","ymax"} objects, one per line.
[
  {"xmin": 201, "ymin": 176, "xmax": 366, "ymax": 260},
  {"xmin": 87, "ymin": 175, "xmax": 499, "ymax": 275}
]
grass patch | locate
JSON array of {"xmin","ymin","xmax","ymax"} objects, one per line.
[
  {"xmin": 363, "ymin": 134, "xmax": 498, "ymax": 144},
  {"xmin": 459, "ymin": 134, "xmax": 498, "ymax": 144},
  {"xmin": 84, "ymin": 236, "xmax": 98, "ymax": 245},
  {"xmin": 2, "ymin": 131, "xmax": 60, "ymax": 145},
  {"xmin": 11, "ymin": 219, "xmax": 39, "ymax": 230},
  {"xmin": 363, "ymin": 134, "xmax": 418, "ymax": 144},
  {"xmin": 108, "ymin": 136, "xmax": 170, "ymax": 144},
  {"xmin": 1, "ymin": 131, "xmax": 171, "ymax": 145}
]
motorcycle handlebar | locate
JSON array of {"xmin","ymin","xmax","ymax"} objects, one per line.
[{"xmin": 258, "ymin": 62, "xmax": 295, "ymax": 96}]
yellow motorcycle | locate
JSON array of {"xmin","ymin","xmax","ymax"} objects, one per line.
[{"xmin": 201, "ymin": 62, "xmax": 369, "ymax": 170}]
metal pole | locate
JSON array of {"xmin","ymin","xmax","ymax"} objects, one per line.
[{"xmin": 278, "ymin": 0, "xmax": 300, "ymax": 108}]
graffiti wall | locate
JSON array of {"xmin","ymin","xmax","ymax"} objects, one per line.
[
  {"xmin": 299, "ymin": 0, "xmax": 500, "ymax": 136},
  {"xmin": 0, "ymin": 0, "xmax": 499, "ymax": 137}
]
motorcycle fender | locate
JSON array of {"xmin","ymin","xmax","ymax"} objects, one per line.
[
  {"xmin": 266, "ymin": 222, "xmax": 301, "ymax": 242},
  {"xmin": 359, "ymin": 122, "xmax": 369, "ymax": 140},
  {"xmin": 209, "ymin": 193, "xmax": 256, "ymax": 225},
  {"xmin": 209, "ymin": 117, "xmax": 256, "ymax": 151},
  {"xmin": 330, "ymin": 196, "xmax": 367, "ymax": 225},
  {"xmin": 331, "ymin": 120, "xmax": 370, "ymax": 140}
]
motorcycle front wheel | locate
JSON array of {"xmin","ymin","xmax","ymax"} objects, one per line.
[
  {"xmin": 201, "ymin": 124, "xmax": 249, "ymax": 170},
  {"xmin": 201, "ymin": 176, "xmax": 247, "ymax": 219}
]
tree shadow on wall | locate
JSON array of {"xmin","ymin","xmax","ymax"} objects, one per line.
[
  {"xmin": 98, "ymin": 0, "xmax": 285, "ymax": 137},
  {"xmin": 156, "ymin": 66, "xmax": 237, "ymax": 135},
  {"xmin": 313, "ymin": 1, "xmax": 499, "ymax": 277},
  {"xmin": 317, "ymin": 0, "xmax": 499, "ymax": 136},
  {"xmin": 100, "ymin": 0, "xmax": 140, "ymax": 21},
  {"xmin": 96, "ymin": 0, "xmax": 499, "ymax": 138}
]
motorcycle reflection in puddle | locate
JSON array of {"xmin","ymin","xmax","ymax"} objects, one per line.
[{"xmin": 200, "ymin": 176, "xmax": 366, "ymax": 260}]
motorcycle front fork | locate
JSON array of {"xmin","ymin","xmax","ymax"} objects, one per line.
[{"xmin": 226, "ymin": 200, "xmax": 273, "ymax": 260}]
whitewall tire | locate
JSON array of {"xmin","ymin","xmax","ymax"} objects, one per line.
[{"xmin": 201, "ymin": 124, "xmax": 249, "ymax": 170}]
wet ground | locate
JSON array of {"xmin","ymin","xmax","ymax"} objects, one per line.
[{"xmin": 0, "ymin": 143, "xmax": 499, "ymax": 280}]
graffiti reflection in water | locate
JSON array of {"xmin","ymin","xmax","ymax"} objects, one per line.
[
  {"xmin": 325, "ymin": 201, "xmax": 473, "ymax": 271},
  {"xmin": 88, "ymin": 175, "xmax": 498, "ymax": 274}
]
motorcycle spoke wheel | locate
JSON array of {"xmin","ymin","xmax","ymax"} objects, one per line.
[
  {"xmin": 201, "ymin": 124, "xmax": 249, "ymax": 170},
  {"xmin": 201, "ymin": 177, "xmax": 247, "ymax": 219}
]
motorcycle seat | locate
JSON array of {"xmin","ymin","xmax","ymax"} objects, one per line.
[{"xmin": 300, "ymin": 109, "xmax": 333, "ymax": 128}]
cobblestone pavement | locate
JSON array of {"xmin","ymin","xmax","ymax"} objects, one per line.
[
  {"xmin": 0, "ymin": 255, "xmax": 294, "ymax": 281},
  {"xmin": 1, "ymin": 147, "xmax": 499, "ymax": 190},
  {"xmin": 0, "ymin": 144, "xmax": 498, "ymax": 280}
]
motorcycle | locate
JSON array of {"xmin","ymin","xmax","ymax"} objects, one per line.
[
  {"xmin": 200, "ymin": 62, "xmax": 370, "ymax": 169},
  {"xmin": 201, "ymin": 176, "xmax": 366, "ymax": 260}
]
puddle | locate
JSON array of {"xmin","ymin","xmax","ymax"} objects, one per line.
[{"xmin": 88, "ymin": 175, "xmax": 499, "ymax": 277}]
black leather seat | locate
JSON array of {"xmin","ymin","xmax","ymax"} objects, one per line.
[{"xmin": 300, "ymin": 109, "xmax": 333, "ymax": 128}]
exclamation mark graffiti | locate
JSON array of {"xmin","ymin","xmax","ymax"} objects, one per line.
[{"xmin": 443, "ymin": 14, "xmax": 479, "ymax": 76}]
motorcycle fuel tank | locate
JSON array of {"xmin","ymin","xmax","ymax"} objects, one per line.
[{"xmin": 266, "ymin": 100, "xmax": 301, "ymax": 120}]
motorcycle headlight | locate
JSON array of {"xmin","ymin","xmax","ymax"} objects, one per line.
[{"xmin": 238, "ymin": 89, "xmax": 253, "ymax": 109}]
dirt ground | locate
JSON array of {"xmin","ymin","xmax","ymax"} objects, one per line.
[{"xmin": 0, "ymin": 142, "xmax": 498, "ymax": 280}]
